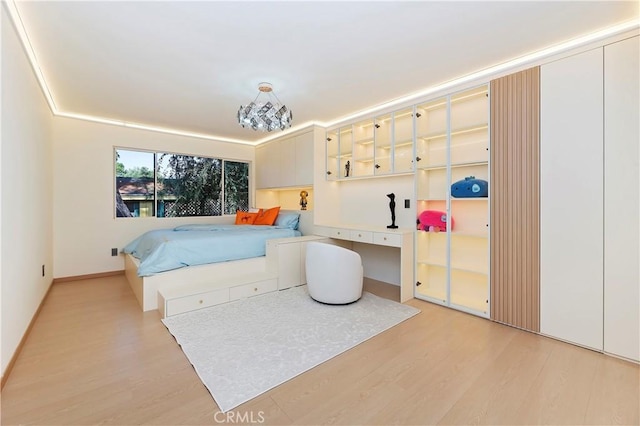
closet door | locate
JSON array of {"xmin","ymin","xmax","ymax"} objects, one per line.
[
  {"xmin": 255, "ymin": 143, "xmax": 278, "ymax": 189},
  {"xmin": 294, "ymin": 131, "xmax": 314, "ymax": 186},
  {"xmin": 604, "ymin": 36, "xmax": 639, "ymax": 361},
  {"xmin": 279, "ymin": 137, "xmax": 297, "ymax": 187},
  {"xmin": 540, "ymin": 48, "xmax": 603, "ymax": 350}
]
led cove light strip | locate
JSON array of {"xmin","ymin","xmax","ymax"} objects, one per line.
[
  {"xmin": 6, "ymin": 0, "xmax": 638, "ymax": 146},
  {"xmin": 322, "ymin": 19, "xmax": 639, "ymax": 129},
  {"xmin": 5, "ymin": 0, "xmax": 57, "ymax": 112}
]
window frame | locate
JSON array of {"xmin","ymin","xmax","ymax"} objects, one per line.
[{"xmin": 114, "ymin": 146, "xmax": 251, "ymax": 219}]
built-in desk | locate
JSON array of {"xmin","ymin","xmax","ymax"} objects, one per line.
[{"xmin": 313, "ymin": 224, "xmax": 414, "ymax": 302}]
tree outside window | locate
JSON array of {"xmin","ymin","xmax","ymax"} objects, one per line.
[
  {"xmin": 115, "ymin": 150, "xmax": 155, "ymax": 217},
  {"xmin": 224, "ymin": 161, "xmax": 249, "ymax": 214},
  {"xmin": 115, "ymin": 148, "xmax": 249, "ymax": 218}
]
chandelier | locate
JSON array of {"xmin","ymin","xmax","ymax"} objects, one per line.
[{"xmin": 237, "ymin": 82, "xmax": 293, "ymax": 132}]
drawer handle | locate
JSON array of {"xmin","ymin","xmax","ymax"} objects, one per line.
[
  {"xmin": 199, "ymin": 300, "xmax": 203, "ymax": 304},
  {"xmin": 254, "ymin": 287, "xmax": 258, "ymax": 292},
  {"xmin": 337, "ymin": 232, "xmax": 341, "ymax": 235},
  {"xmin": 358, "ymin": 234, "xmax": 362, "ymax": 237},
  {"xmin": 384, "ymin": 237, "xmax": 387, "ymax": 240}
]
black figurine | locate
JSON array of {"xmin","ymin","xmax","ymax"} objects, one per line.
[
  {"xmin": 387, "ymin": 193, "xmax": 398, "ymax": 229},
  {"xmin": 344, "ymin": 160, "xmax": 350, "ymax": 177}
]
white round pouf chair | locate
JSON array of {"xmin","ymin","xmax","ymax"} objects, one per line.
[{"xmin": 305, "ymin": 241, "xmax": 363, "ymax": 304}]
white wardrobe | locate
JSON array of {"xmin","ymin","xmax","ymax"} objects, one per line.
[
  {"xmin": 603, "ymin": 36, "xmax": 640, "ymax": 362},
  {"xmin": 540, "ymin": 35, "xmax": 639, "ymax": 361}
]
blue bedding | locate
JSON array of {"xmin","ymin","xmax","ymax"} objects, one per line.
[{"xmin": 124, "ymin": 224, "xmax": 300, "ymax": 276}]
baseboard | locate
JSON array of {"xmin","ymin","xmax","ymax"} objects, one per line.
[
  {"xmin": 53, "ymin": 269, "xmax": 124, "ymax": 284},
  {"xmin": 1, "ymin": 279, "xmax": 54, "ymax": 390}
]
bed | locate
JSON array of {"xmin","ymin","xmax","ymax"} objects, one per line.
[
  {"xmin": 124, "ymin": 209, "xmax": 314, "ymax": 311},
  {"xmin": 124, "ymin": 224, "xmax": 300, "ymax": 277}
]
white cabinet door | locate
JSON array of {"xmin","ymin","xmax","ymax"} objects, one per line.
[
  {"xmin": 604, "ymin": 36, "xmax": 640, "ymax": 361},
  {"xmin": 279, "ymin": 137, "xmax": 296, "ymax": 187},
  {"xmin": 255, "ymin": 145, "xmax": 269, "ymax": 189},
  {"xmin": 540, "ymin": 48, "xmax": 604, "ymax": 351},
  {"xmin": 256, "ymin": 132, "xmax": 314, "ymax": 189},
  {"xmin": 277, "ymin": 242, "xmax": 301, "ymax": 290},
  {"xmin": 300, "ymin": 241, "xmax": 309, "ymax": 285},
  {"xmin": 255, "ymin": 141, "xmax": 281, "ymax": 189},
  {"xmin": 295, "ymin": 132, "xmax": 314, "ymax": 186}
]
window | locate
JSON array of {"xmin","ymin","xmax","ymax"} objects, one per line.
[
  {"xmin": 156, "ymin": 153, "xmax": 222, "ymax": 217},
  {"xmin": 115, "ymin": 149, "xmax": 249, "ymax": 218},
  {"xmin": 115, "ymin": 150, "xmax": 155, "ymax": 217},
  {"xmin": 224, "ymin": 161, "xmax": 250, "ymax": 214}
]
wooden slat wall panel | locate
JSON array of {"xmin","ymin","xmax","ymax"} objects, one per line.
[{"xmin": 490, "ymin": 67, "xmax": 540, "ymax": 332}]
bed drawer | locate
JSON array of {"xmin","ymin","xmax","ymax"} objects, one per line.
[
  {"xmin": 164, "ymin": 288, "xmax": 230, "ymax": 317},
  {"xmin": 230, "ymin": 278, "xmax": 278, "ymax": 301}
]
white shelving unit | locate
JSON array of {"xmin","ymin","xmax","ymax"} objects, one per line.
[
  {"xmin": 326, "ymin": 107, "xmax": 416, "ymax": 180},
  {"xmin": 414, "ymin": 85, "xmax": 490, "ymax": 317}
]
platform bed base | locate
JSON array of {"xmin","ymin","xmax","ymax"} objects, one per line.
[{"xmin": 124, "ymin": 254, "xmax": 268, "ymax": 311}]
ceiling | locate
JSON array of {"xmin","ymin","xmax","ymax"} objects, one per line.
[{"xmin": 10, "ymin": 1, "xmax": 639, "ymax": 144}]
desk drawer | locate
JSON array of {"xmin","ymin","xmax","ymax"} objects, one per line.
[
  {"xmin": 349, "ymin": 230, "xmax": 373, "ymax": 243},
  {"xmin": 230, "ymin": 278, "xmax": 277, "ymax": 300},
  {"xmin": 373, "ymin": 232, "xmax": 403, "ymax": 247},
  {"xmin": 313, "ymin": 226, "xmax": 330, "ymax": 238},
  {"xmin": 166, "ymin": 288, "xmax": 229, "ymax": 317},
  {"xmin": 328, "ymin": 228, "xmax": 350, "ymax": 240}
]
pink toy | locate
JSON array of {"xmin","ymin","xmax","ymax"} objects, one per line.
[{"xmin": 417, "ymin": 210, "xmax": 453, "ymax": 232}]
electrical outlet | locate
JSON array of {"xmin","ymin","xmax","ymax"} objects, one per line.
[
  {"xmin": 111, "ymin": 248, "xmax": 118, "ymax": 256},
  {"xmin": 404, "ymin": 199, "xmax": 410, "ymax": 208},
  {"xmin": 42, "ymin": 265, "xmax": 45, "ymax": 277}
]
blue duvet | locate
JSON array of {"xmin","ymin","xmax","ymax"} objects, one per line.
[{"xmin": 123, "ymin": 224, "xmax": 299, "ymax": 276}]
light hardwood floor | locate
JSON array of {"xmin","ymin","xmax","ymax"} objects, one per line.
[{"xmin": 1, "ymin": 275, "xmax": 638, "ymax": 425}]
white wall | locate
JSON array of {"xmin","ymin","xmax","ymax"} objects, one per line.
[
  {"xmin": 1, "ymin": 8, "xmax": 54, "ymax": 376},
  {"xmin": 52, "ymin": 118, "xmax": 254, "ymax": 278},
  {"xmin": 337, "ymin": 175, "xmax": 414, "ymax": 229},
  {"xmin": 354, "ymin": 241, "xmax": 402, "ymax": 285},
  {"xmin": 338, "ymin": 176, "xmax": 413, "ymax": 286}
]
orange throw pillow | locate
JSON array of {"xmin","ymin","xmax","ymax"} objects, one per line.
[
  {"xmin": 235, "ymin": 210, "xmax": 259, "ymax": 225},
  {"xmin": 253, "ymin": 206, "xmax": 280, "ymax": 226}
]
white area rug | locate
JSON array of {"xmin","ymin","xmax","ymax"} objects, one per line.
[{"xmin": 161, "ymin": 285, "xmax": 420, "ymax": 412}]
